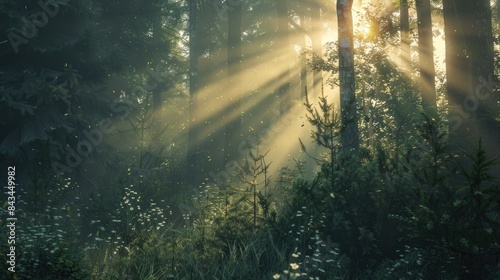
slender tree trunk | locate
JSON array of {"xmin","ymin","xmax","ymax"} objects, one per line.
[
  {"xmin": 497, "ymin": 0, "xmax": 500, "ymax": 29},
  {"xmin": 416, "ymin": 0, "xmax": 436, "ymax": 113},
  {"xmin": 311, "ymin": 0, "xmax": 323, "ymax": 96},
  {"xmin": 300, "ymin": 32, "xmax": 308, "ymax": 100},
  {"xmin": 304, "ymin": 4, "xmax": 313, "ymax": 99},
  {"xmin": 150, "ymin": 14, "xmax": 165, "ymax": 128},
  {"xmin": 276, "ymin": 0, "xmax": 291, "ymax": 114},
  {"xmin": 300, "ymin": 4, "xmax": 308, "ymax": 100},
  {"xmin": 187, "ymin": 0, "xmax": 199, "ymax": 185},
  {"xmin": 337, "ymin": 0, "xmax": 359, "ymax": 156},
  {"xmin": 496, "ymin": 0, "xmax": 500, "ymax": 31},
  {"xmin": 224, "ymin": 0, "xmax": 243, "ymax": 165},
  {"xmin": 400, "ymin": 0, "xmax": 410, "ymax": 71}
]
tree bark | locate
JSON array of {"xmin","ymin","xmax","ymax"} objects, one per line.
[
  {"xmin": 337, "ymin": 0, "xmax": 359, "ymax": 156},
  {"xmin": 416, "ymin": 0, "xmax": 436, "ymax": 113}
]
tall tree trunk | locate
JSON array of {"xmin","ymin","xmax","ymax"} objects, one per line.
[
  {"xmin": 443, "ymin": 0, "xmax": 469, "ymax": 144},
  {"xmin": 151, "ymin": 16, "xmax": 164, "ymax": 128},
  {"xmin": 276, "ymin": 0, "xmax": 292, "ymax": 114},
  {"xmin": 497, "ymin": 0, "xmax": 500, "ymax": 30},
  {"xmin": 470, "ymin": 0, "xmax": 498, "ymax": 158},
  {"xmin": 187, "ymin": 0, "xmax": 199, "ymax": 185},
  {"xmin": 198, "ymin": 2, "xmax": 226, "ymax": 177},
  {"xmin": 224, "ymin": 0, "xmax": 243, "ymax": 165},
  {"xmin": 311, "ymin": 0, "xmax": 323, "ymax": 96},
  {"xmin": 416, "ymin": 0, "xmax": 436, "ymax": 113},
  {"xmin": 300, "ymin": 3, "xmax": 308, "ymax": 100},
  {"xmin": 400, "ymin": 0, "xmax": 410, "ymax": 71},
  {"xmin": 337, "ymin": 0, "xmax": 359, "ymax": 156},
  {"xmin": 443, "ymin": 0, "xmax": 498, "ymax": 157}
]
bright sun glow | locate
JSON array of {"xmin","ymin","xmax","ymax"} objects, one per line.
[{"xmin": 361, "ymin": 25, "xmax": 370, "ymax": 36}]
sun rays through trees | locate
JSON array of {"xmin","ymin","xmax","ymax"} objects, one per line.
[{"xmin": 0, "ymin": 0, "xmax": 499, "ymax": 279}]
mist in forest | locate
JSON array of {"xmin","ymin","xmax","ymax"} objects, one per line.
[{"xmin": 1, "ymin": 0, "xmax": 499, "ymax": 279}]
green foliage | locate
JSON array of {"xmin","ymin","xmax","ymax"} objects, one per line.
[
  {"xmin": 303, "ymin": 91, "xmax": 341, "ymax": 154},
  {"xmin": 389, "ymin": 137, "xmax": 500, "ymax": 279},
  {"xmin": 0, "ymin": 178, "xmax": 88, "ymax": 279},
  {"xmin": 365, "ymin": 246, "xmax": 427, "ymax": 280},
  {"xmin": 287, "ymin": 87, "xmax": 499, "ymax": 278},
  {"xmin": 86, "ymin": 229, "xmax": 175, "ymax": 280},
  {"xmin": 273, "ymin": 211, "xmax": 351, "ymax": 280}
]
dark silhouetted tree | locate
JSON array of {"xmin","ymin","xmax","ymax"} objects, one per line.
[{"xmin": 443, "ymin": 0, "xmax": 499, "ymax": 157}]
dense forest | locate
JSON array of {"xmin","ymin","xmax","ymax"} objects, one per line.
[{"xmin": 1, "ymin": 0, "xmax": 499, "ymax": 279}]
